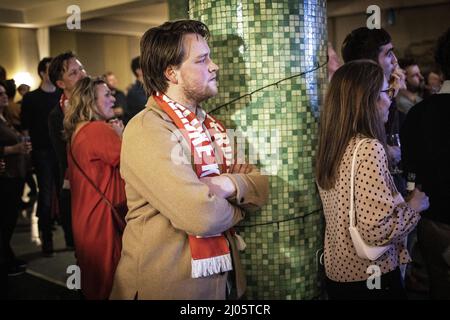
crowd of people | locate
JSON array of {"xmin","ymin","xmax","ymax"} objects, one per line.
[
  {"xmin": 319, "ymin": 26, "xmax": 449, "ymax": 299},
  {"xmin": 0, "ymin": 20, "xmax": 269, "ymax": 300},
  {"xmin": 0, "ymin": 51, "xmax": 148, "ymax": 298},
  {"xmin": 0, "ymin": 19, "xmax": 449, "ymax": 300}
]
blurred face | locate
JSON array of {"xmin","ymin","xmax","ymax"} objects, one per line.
[
  {"xmin": 0, "ymin": 85, "xmax": 8, "ymax": 110},
  {"xmin": 96, "ymin": 83, "xmax": 116, "ymax": 119},
  {"xmin": 135, "ymin": 68, "xmax": 143, "ymax": 80},
  {"xmin": 42, "ymin": 63, "xmax": 52, "ymax": 84},
  {"xmin": 57, "ymin": 58, "xmax": 87, "ymax": 92},
  {"xmin": 174, "ymin": 33, "xmax": 219, "ymax": 105},
  {"xmin": 327, "ymin": 43, "xmax": 341, "ymax": 80},
  {"xmin": 18, "ymin": 85, "xmax": 30, "ymax": 96},
  {"xmin": 405, "ymin": 65, "xmax": 424, "ymax": 92},
  {"xmin": 378, "ymin": 77, "xmax": 392, "ymax": 123},
  {"xmin": 377, "ymin": 43, "xmax": 398, "ymax": 78},
  {"xmin": 106, "ymin": 74, "xmax": 118, "ymax": 89},
  {"xmin": 427, "ymin": 72, "xmax": 443, "ymax": 89}
]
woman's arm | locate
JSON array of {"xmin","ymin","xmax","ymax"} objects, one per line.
[{"xmin": 354, "ymin": 140, "xmax": 420, "ymax": 246}]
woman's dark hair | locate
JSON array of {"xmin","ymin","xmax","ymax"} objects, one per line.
[
  {"xmin": 4, "ymin": 79, "xmax": 16, "ymax": 99},
  {"xmin": 140, "ymin": 20, "xmax": 210, "ymax": 96}
]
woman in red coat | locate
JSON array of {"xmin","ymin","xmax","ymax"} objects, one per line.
[{"xmin": 64, "ymin": 77, "xmax": 125, "ymax": 299}]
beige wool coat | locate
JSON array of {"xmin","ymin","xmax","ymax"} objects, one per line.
[{"xmin": 110, "ymin": 97, "xmax": 269, "ymax": 300}]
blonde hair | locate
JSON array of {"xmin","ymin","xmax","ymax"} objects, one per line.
[
  {"xmin": 315, "ymin": 60, "xmax": 387, "ymax": 190},
  {"xmin": 63, "ymin": 77, "xmax": 106, "ymax": 141}
]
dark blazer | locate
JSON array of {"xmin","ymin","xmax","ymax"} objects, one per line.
[
  {"xmin": 124, "ymin": 81, "xmax": 147, "ymax": 125},
  {"xmin": 48, "ymin": 104, "xmax": 67, "ymax": 190},
  {"xmin": 401, "ymin": 92, "xmax": 450, "ymax": 225}
]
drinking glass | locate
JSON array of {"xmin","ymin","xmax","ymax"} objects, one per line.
[
  {"xmin": 388, "ymin": 133, "xmax": 401, "ymax": 147},
  {"xmin": 388, "ymin": 134, "xmax": 402, "ymax": 174}
]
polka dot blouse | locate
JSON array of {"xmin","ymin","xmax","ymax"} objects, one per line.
[{"xmin": 317, "ymin": 136, "xmax": 420, "ymax": 282}]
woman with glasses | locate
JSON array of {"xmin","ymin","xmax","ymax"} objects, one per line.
[
  {"xmin": 315, "ymin": 60, "xmax": 429, "ymax": 299},
  {"xmin": 64, "ymin": 77, "xmax": 125, "ymax": 299}
]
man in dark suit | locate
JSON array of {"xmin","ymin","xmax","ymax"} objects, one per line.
[
  {"xmin": 124, "ymin": 56, "xmax": 147, "ymax": 125},
  {"xmin": 401, "ymin": 27, "xmax": 450, "ymax": 299},
  {"xmin": 21, "ymin": 57, "xmax": 68, "ymax": 257},
  {"xmin": 47, "ymin": 52, "xmax": 87, "ymax": 256}
]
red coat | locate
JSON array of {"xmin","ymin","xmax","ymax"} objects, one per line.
[{"xmin": 68, "ymin": 121, "xmax": 125, "ymax": 299}]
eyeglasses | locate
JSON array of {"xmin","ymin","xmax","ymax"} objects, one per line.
[{"xmin": 381, "ymin": 87, "xmax": 395, "ymax": 100}]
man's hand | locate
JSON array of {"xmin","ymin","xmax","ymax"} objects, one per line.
[
  {"xmin": 200, "ymin": 175, "xmax": 236, "ymax": 199},
  {"xmin": 4, "ymin": 142, "xmax": 31, "ymax": 155},
  {"xmin": 390, "ymin": 66, "xmax": 406, "ymax": 98}
]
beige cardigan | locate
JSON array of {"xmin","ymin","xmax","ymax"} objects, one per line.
[
  {"xmin": 110, "ymin": 97, "xmax": 269, "ymax": 299},
  {"xmin": 318, "ymin": 136, "xmax": 420, "ymax": 282}
]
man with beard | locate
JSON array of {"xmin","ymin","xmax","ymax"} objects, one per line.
[
  {"xmin": 110, "ymin": 20, "xmax": 268, "ymax": 300},
  {"xmin": 396, "ymin": 58, "xmax": 425, "ymax": 116}
]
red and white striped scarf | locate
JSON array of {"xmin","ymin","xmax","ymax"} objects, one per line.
[{"xmin": 154, "ymin": 93, "xmax": 234, "ymax": 278}]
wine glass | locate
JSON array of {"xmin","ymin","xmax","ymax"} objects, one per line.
[
  {"xmin": 21, "ymin": 135, "xmax": 32, "ymax": 154},
  {"xmin": 388, "ymin": 133, "xmax": 401, "ymax": 148},
  {"xmin": 387, "ymin": 134, "xmax": 402, "ymax": 174},
  {"xmin": 0, "ymin": 157, "xmax": 5, "ymax": 176}
]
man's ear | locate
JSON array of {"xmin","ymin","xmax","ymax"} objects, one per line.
[
  {"xmin": 56, "ymin": 79, "xmax": 65, "ymax": 90},
  {"xmin": 164, "ymin": 66, "xmax": 178, "ymax": 84}
]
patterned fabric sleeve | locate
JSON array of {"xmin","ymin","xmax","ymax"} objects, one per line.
[{"xmin": 354, "ymin": 140, "xmax": 420, "ymax": 246}]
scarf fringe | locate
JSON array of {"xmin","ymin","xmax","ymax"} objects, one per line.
[{"xmin": 191, "ymin": 254, "xmax": 233, "ymax": 278}]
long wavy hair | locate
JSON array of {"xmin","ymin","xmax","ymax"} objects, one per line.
[
  {"xmin": 63, "ymin": 77, "xmax": 106, "ymax": 141},
  {"xmin": 315, "ymin": 60, "xmax": 387, "ymax": 190}
]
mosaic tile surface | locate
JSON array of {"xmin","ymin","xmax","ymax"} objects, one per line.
[
  {"xmin": 169, "ymin": 0, "xmax": 189, "ymax": 20},
  {"xmin": 190, "ymin": 0, "xmax": 327, "ymax": 299}
]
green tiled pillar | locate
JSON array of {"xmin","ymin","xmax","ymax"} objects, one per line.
[
  {"xmin": 190, "ymin": 1, "xmax": 327, "ymax": 299},
  {"xmin": 168, "ymin": 0, "xmax": 189, "ymax": 20}
]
